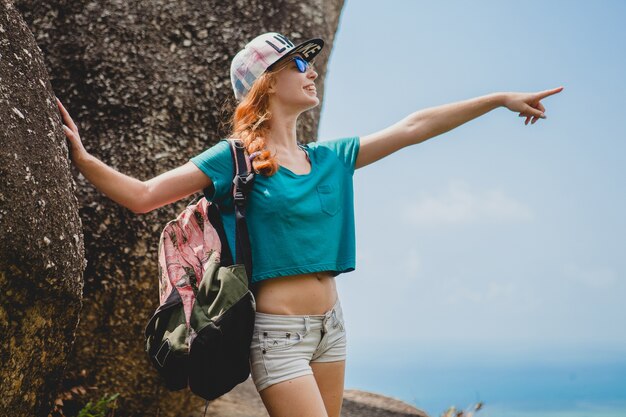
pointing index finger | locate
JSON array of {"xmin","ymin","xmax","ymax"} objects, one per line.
[{"xmin": 538, "ymin": 86, "xmax": 564, "ymax": 99}]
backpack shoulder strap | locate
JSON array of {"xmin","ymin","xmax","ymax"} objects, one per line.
[{"xmin": 227, "ymin": 139, "xmax": 255, "ymax": 282}]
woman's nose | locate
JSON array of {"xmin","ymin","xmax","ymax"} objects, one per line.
[{"xmin": 307, "ymin": 67, "xmax": 318, "ymax": 80}]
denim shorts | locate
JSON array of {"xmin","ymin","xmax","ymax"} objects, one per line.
[{"xmin": 249, "ymin": 297, "xmax": 347, "ymax": 392}]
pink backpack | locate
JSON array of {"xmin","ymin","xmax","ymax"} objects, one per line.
[{"xmin": 144, "ymin": 139, "xmax": 257, "ymax": 405}]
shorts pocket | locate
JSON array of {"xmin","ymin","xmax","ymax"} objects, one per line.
[
  {"xmin": 332, "ymin": 313, "xmax": 345, "ymax": 333},
  {"xmin": 317, "ymin": 184, "xmax": 341, "ymax": 216},
  {"xmin": 260, "ymin": 330, "xmax": 304, "ymax": 352}
]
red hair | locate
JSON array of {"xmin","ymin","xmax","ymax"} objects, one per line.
[{"xmin": 229, "ymin": 63, "xmax": 289, "ymax": 176}]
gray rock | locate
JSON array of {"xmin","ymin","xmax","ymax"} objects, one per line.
[
  {"xmin": 0, "ymin": 1, "xmax": 85, "ymax": 416},
  {"xmin": 193, "ymin": 377, "xmax": 431, "ymax": 417}
]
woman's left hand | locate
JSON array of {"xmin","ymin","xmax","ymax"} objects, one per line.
[{"xmin": 501, "ymin": 86, "xmax": 564, "ymax": 125}]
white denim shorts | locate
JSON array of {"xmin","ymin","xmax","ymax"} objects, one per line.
[{"xmin": 249, "ymin": 297, "xmax": 347, "ymax": 392}]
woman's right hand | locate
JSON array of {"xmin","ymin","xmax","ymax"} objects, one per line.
[{"xmin": 56, "ymin": 97, "xmax": 90, "ymax": 164}]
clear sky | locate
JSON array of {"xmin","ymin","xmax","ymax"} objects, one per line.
[{"xmin": 317, "ymin": 0, "xmax": 626, "ymax": 370}]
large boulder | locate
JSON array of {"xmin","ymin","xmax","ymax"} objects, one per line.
[{"xmin": 0, "ymin": 1, "xmax": 85, "ymax": 416}]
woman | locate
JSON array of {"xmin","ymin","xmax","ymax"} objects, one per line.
[{"xmin": 57, "ymin": 32, "xmax": 563, "ymax": 417}]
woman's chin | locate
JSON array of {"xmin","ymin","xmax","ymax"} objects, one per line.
[{"xmin": 304, "ymin": 95, "xmax": 320, "ymax": 109}]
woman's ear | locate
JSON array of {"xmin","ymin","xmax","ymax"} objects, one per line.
[{"xmin": 266, "ymin": 77, "xmax": 277, "ymax": 94}]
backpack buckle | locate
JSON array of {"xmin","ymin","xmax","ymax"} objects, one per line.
[
  {"xmin": 233, "ymin": 172, "xmax": 255, "ymax": 205},
  {"xmin": 154, "ymin": 339, "xmax": 172, "ymax": 369}
]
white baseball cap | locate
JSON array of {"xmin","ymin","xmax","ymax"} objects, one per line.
[{"xmin": 230, "ymin": 32, "xmax": 324, "ymax": 101}]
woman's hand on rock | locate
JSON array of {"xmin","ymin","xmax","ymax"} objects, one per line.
[{"xmin": 56, "ymin": 96, "xmax": 90, "ymax": 164}]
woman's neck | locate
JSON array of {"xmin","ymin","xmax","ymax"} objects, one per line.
[{"xmin": 267, "ymin": 113, "xmax": 301, "ymax": 155}]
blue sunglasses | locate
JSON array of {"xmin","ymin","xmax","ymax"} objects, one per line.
[{"xmin": 293, "ymin": 56, "xmax": 314, "ymax": 73}]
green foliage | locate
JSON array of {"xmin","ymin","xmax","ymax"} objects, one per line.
[
  {"xmin": 441, "ymin": 401, "xmax": 483, "ymax": 417},
  {"xmin": 76, "ymin": 393, "xmax": 120, "ymax": 417}
]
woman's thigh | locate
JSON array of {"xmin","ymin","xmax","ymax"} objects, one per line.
[
  {"xmin": 310, "ymin": 360, "xmax": 346, "ymax": 417},
  {"xmin": 310, "ymin": 299, "xmax": 347, "ymax": 417},
  {"xmin": 259, "ymin": 374, "xmax": 329, "ymax": 417}
]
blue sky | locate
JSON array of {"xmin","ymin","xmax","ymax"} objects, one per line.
[{"xmin": 317, "ymin": 0, "xmax": 626, "ymax": 371}]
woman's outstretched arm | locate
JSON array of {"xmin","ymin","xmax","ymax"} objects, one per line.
[
  {"xmin": 355, "ymin": 86, "xmax": 564, "ymax": 169},
  {"xmin": 57, "ymin": 97, "xmax": 211, "ymax": 214}
]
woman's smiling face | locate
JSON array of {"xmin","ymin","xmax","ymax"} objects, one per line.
[{"xmin": 269, "ymin": 55, "xmax": 319, "ymax": 112}]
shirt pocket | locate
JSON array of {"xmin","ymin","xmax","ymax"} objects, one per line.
[{"xmin": 317, "ymin": 183, "xmax": 341, "ymax": 216}]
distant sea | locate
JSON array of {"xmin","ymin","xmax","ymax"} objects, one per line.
[{"xmin": 345, "ymin": 354, "xmax": 626, "ymax": 417}]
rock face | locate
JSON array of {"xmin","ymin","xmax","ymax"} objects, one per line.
[
  {"xmin": 194, "ymin": 377, "xmax": 431, "ymax": 417},
  {"xmin": 342, "ymin": 389, "xmax": 430, "ymax": 417},
  {"xmin": 0, "ymin": 1, "xmax": 85, "ymax": 416},
  {"xmin": 12, "ymin": 0, "xmax": 345, "ymax": 415}
]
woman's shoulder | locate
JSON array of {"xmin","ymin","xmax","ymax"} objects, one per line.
[
  {"xmin": 305, "ymin": 136, "xmax": 360, "ymax": 172},
  {"xmin": 304, "ymin": 136, "xmax": 359, "ymax": 150},
  {"xmin": 191, "ymin": 138, "xmax": 231, "ymax": 161},
  {"xmin": 189, "ymin": 139, "xmax": 236, "ymax": 202}
]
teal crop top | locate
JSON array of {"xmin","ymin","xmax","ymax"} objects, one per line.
[{"xmin": 189, "ymin": 136, "xmax": 360, "ymax": 283}]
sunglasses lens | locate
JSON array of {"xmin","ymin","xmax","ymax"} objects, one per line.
[{"xmin": 294, "ymin": 57, "xmax": 308, "ymax": 73}]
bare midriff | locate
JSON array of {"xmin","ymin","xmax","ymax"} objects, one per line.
[{"xmin": 251, "ymin": 271, "xmax": 338, "ymax": 315}]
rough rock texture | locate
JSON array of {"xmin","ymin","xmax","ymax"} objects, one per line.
[
  {"xmin": 342, "ymin": 389, "xmax": 430, "ymax": 417},
  {"xmin": 13, "ymin": 1, "xmax": 345, "ymax": 415},
  {"xmin": 196, "ymin": 377, "xmax": 431, "ymax": 417},
  {"xmin": 0, "ymin": 1, "xmax": 85, "ymax": 416}
]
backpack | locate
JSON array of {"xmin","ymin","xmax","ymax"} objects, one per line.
[{"xmin": 144, "ymin": 139, "xmax": 257, "ymax": 404}]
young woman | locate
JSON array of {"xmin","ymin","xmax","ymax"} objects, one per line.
[{"xmin": 57, "ymin": 32, "xmax": 563, "ymax": 417}]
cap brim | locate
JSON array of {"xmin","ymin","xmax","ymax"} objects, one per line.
[{"xmin": 267, "ymin": 38, "xmax": 324, "ymax": 71}]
